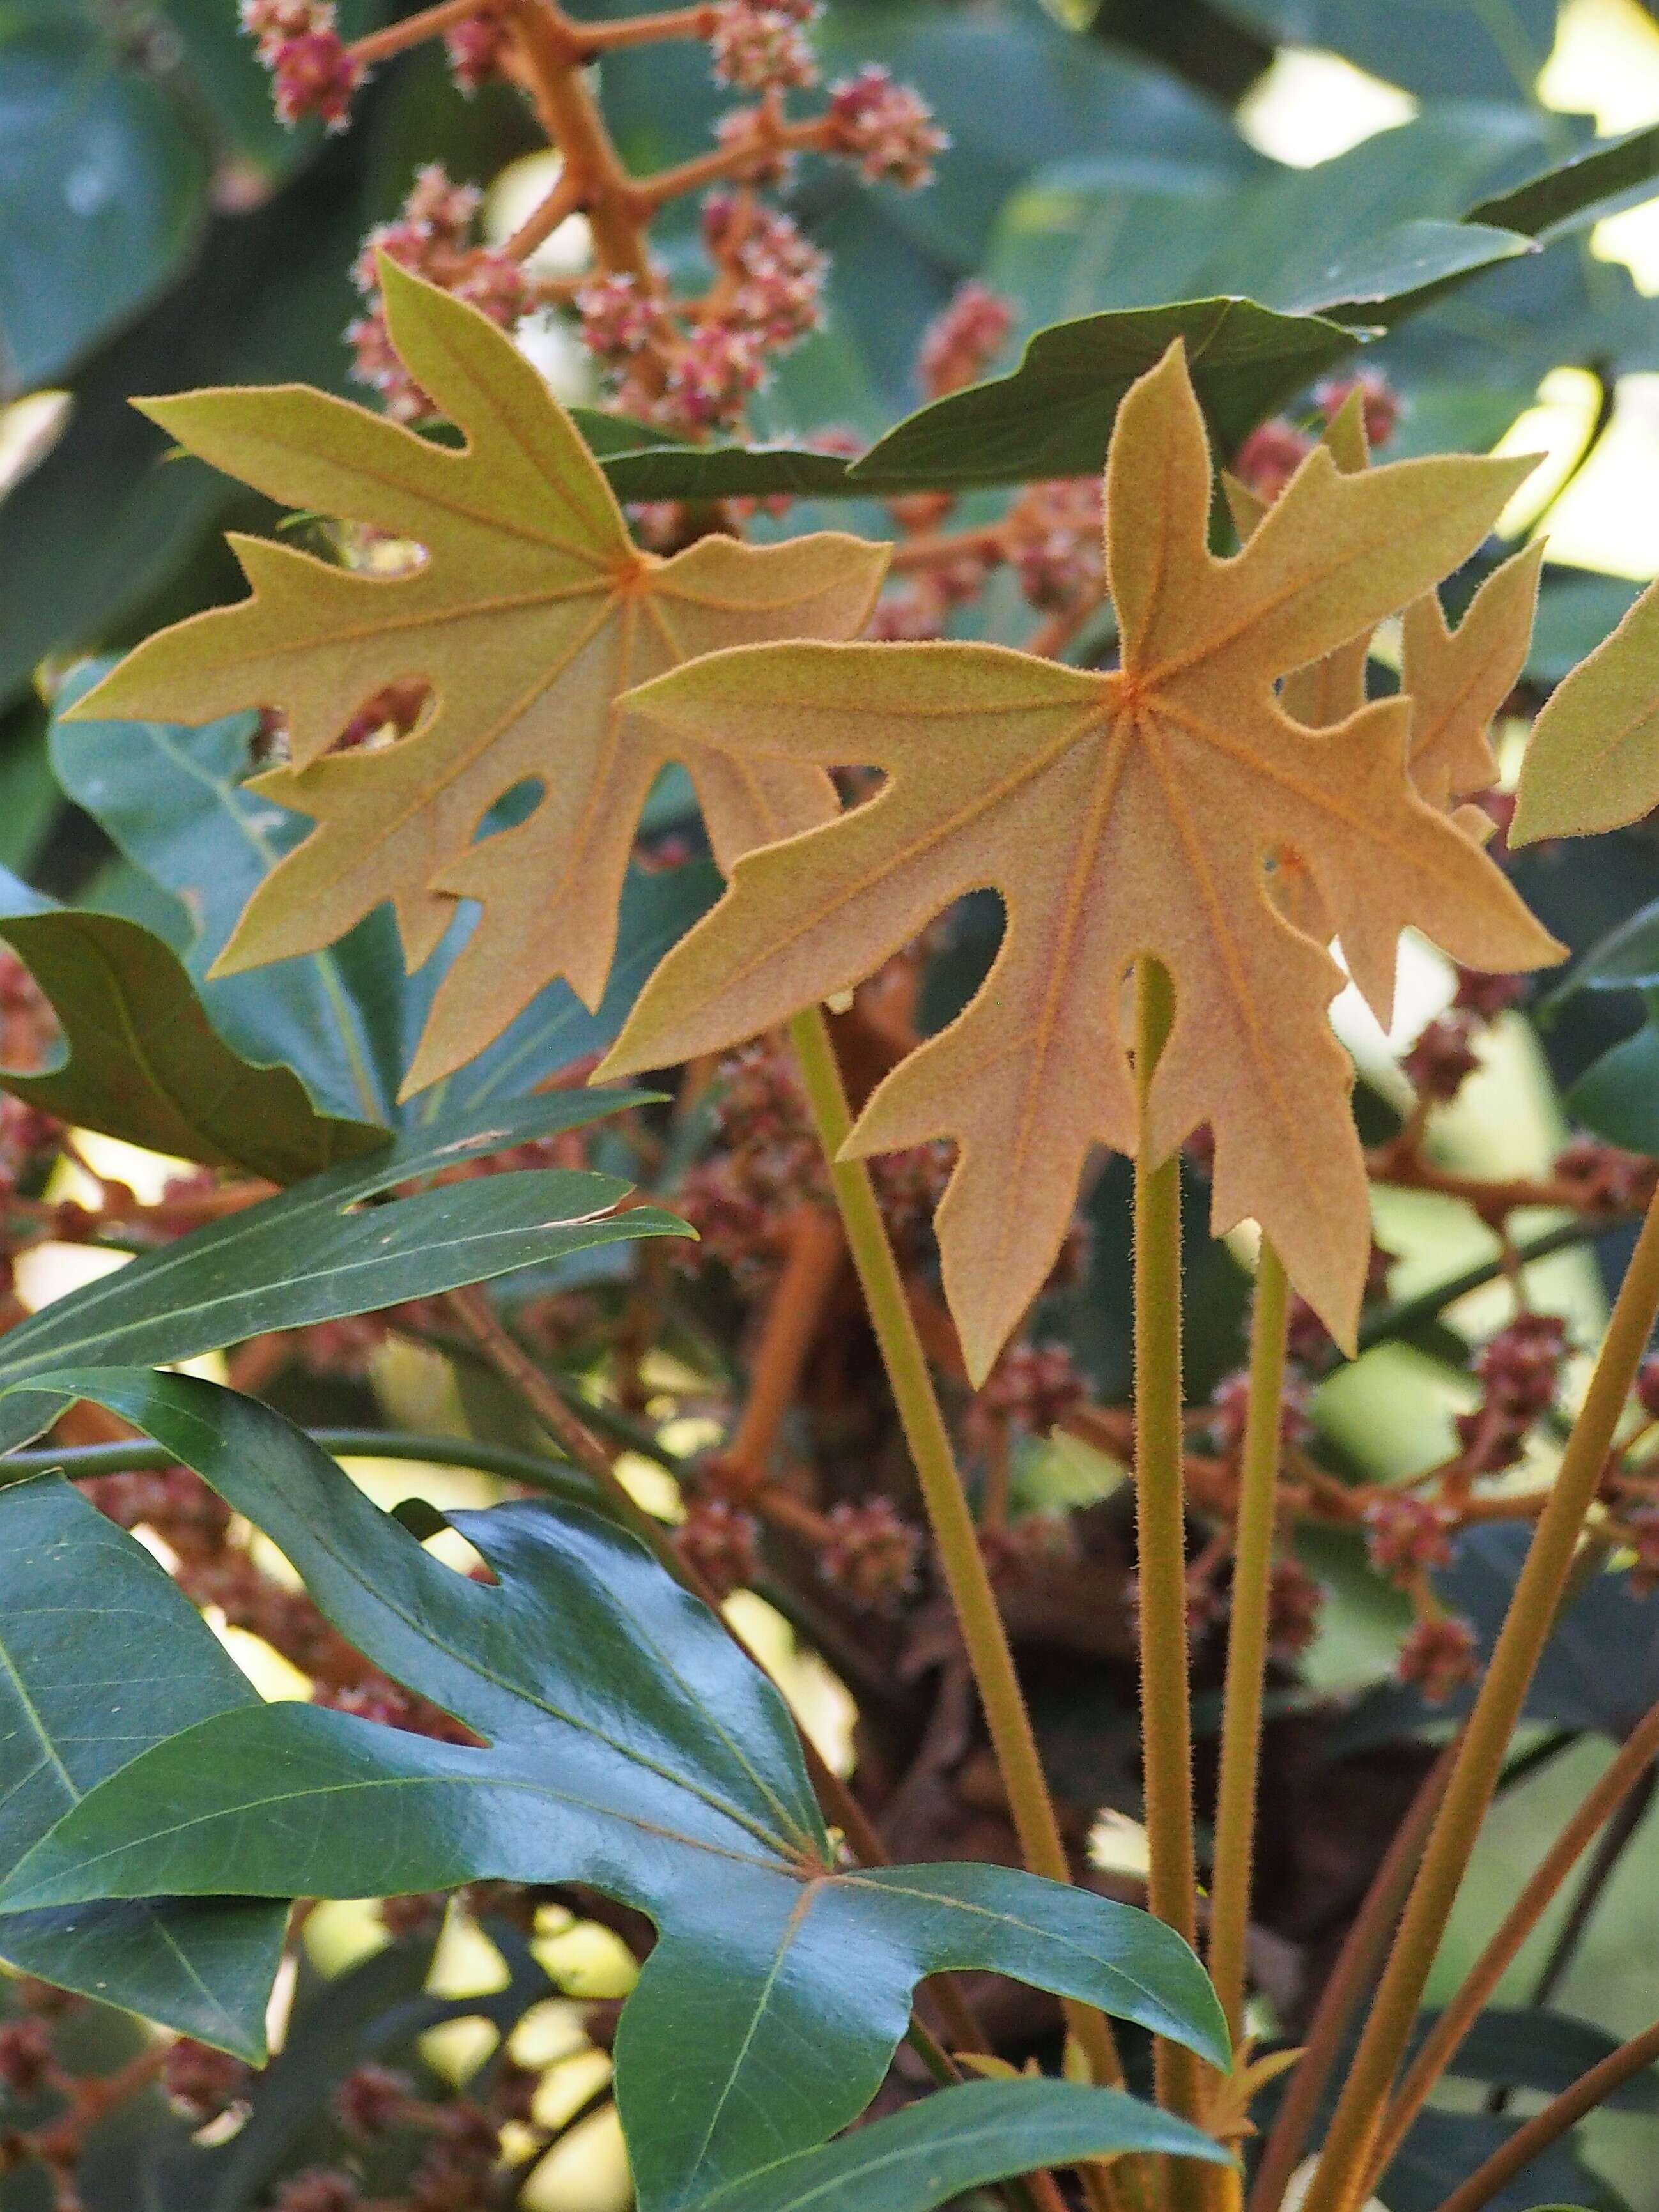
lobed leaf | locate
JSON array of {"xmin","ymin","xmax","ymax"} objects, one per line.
[
  {"xmin": 0, "ymin": 1371, "xmax": 1230, "ymax": 2212},
  {"xmin": 66, "ymin": 259, "xmax": 888, "ymax": 1096},
  {"xmin": 601, "ymin": 343, "xmax": 1561, "ymax": 1379}
]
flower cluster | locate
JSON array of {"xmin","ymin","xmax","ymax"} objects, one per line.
[
  {"xmin": 348, "ymin": 165, "xmax": 548, "ymax": 421},
  {"xmin": 824, "ymin": 65, "xmax": 949, "ymax": 188},
  {"xmin": 711, "ymin": 0, "xmax": 821, "ymax": 92},
  {"xmin": 240, "ymin": 0, "xmax": 362, "ymax": 128}
]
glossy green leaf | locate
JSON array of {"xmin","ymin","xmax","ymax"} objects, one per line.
[
  {"xmin": 0, "ymin": 1371, "xmax": 1230, "ymax": 2212},
  {"xmin": 0, "ymin": 1473, "xmax": 284, "ymax": 2055},
  {"xmin": 1283, "ymin": 219, "xmax": 1532, "ymax": 321},
  {"xmin": 1469, "ymin": 121, "xmax": 1659, "ymax": 241},
  {"xmin": 693, "ymin": 2078, "xmax": 1231, "ymax": 2212},
  {"xmin": 0, "ymin": 864, "xmax": 387, "ymax": 1179},
  {"xmin": 0, "ymin": 26, "xmax": 210, "ymax": 394},
  {"xmin": 0, "ymin": 1090, "xmax": 681, "ymax": 1451},
  {"xmin": 847, "ymin": 298, "xmax": 1357, "ymax": 492},
  {"xmin": 48, "ymin": 673, "xmax": 722, "ymax": 1125}
]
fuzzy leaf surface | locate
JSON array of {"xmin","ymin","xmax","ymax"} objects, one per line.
[
  {"xmin": 0, "ymin": 1371, "xmax": 1230, "ymax": 2212},
  {"xmin": 65, "ymin": 259, "xmax": 887, "ymax": 1095},
  {"xmin": 0, "ymin": 864, "xmax": 385, "ymax": 1180},
  {"xmin": 0, "ymin": 1475, "xmax": 284, "ymax": 2056},
  {"xmin": 0, "ymin": 1091, "xmax": 679, "ymax": 1451},
  {"xmin": 693, "ymin": 2078, "xmax": 1230, "ymax": 2212},
  {"xmin": 601, "ymin": 343, "xmax": 1561, "ymax": 1379},
  {"xmin": 1513, "ymin": 571, "xmax": 1659, "ymax": 843}
]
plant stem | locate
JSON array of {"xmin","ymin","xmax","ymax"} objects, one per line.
[
  {"xmin": 1520, "ymin": 1759, "xmax": 1656, "ymax": 2018},
  {"xmin": 1130, "ymin": 959, "xmax": 1204, "ymax": 2160},
  {"xmin": 785, "ymin": 1002, "xmax": 1127, "ymax": 2107},
  {"xmin": 1366, "ymin": 1694, "xmax": 1659, "ymax": 2189},
  {"xmin": 1431, "ymin": 2016, "xmax": 1659, "ymax": 2212},
  {"xmin": 717, "ymin": 1204, "xmax": 844, "ymax": 1489},
  {"xmin": 1299, "ymin": 1179, "xmax": 1659, "ymax": 2212},
  {"xmin": 1249, "ymin": 1732, "xmax": 1459, "ymax": 2212},
  {"xmin": 570, "ymin": 4, "xmax": 720, "ymax": 54},
  {"xmin": 507, "ymin": 0, "xmax": 653, "ymax": 279},
  {"xmin": 350, "ymin": 0, "xmax": 500, "ymax": 66},
  {"xmin": 1207, "ymin": 1238, "xmax": 1290, "ymax": 2046}
]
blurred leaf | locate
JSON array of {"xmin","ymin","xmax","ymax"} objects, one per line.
[
  {"xmin": 694, "ymin": 2078, "xmax": 1230, "ymax": 2212},
  {"xmin": 0, "ymin": 1474, "xmax": 285, "ymax": 2055},
  {"xmin": 985, "ymin": 108, "xmax": 1543, "ymax": 335},
  {"xmin": 815, "ymin": 8, "xmax": 1258, "ymax": 272},
  {"xmin": 0, "ymin": 863, "xmax": 388, "ymax": 1178},
  {"xmin": 0, "ymin": 1089, "xmax": 681, "ymax": 1450},
  {"xmin": 1470, "ymin": 121, "xmax": 1659, "ymax": 240},
  {"xmin": 1529, "ymin": 571, "xmax": 1642, "ymax": 685},
  {"xmin": 1554, "ymin": 899, "xmax": 1659, "ymax": 996},
  {"xmin": 0, "ymin": 23, "xmax": 210, "ymax": 395},
  {"xmin": 1210, "ymin": 0, "xmax": 1559, "ymax": 102},
  {"xmin": 0, "ymin": 1371, "xmax": 1231, "ymax": 2212},
  {"xmin": 848, "ymin": 298, "xmax": 1358, "ymax": 491},
  {"xmin": 0, "ymin": 141, "xmax": 363, "ymax": 710},
  {"xmin": 1380, "ymin": 2109, "xmax": 1624, "ymax": 2212},
  {"xmin": 1421, "ymin": 2008, "xmax": 1659, "ymax": 2112},
  {"xmin": 1566, "ymin": 1002, "xmax": 1659, "ymax": 1153}
]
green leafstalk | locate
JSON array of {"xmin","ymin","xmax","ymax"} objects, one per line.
[
  {"xmin": 1300, "ymin": 1178, "xmax": 1659, "ymax": 2212},
  {"xmin": 1130, "ymin": 960, "xmax": 1206, "ymax": 2181},
  {"xmin": 1207, "ymin": 1238, "xmax": 1290, "ymax": 2045},
  {"xmin": 786, "ymin": 1003, "xmax": 1129, "ymax": 2113}
]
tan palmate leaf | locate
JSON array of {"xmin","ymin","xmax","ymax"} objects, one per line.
[
  {"xmin": 66, "ymin": 258, "xmax": 888, "ymax": 1097},
  {"xmin": 1513, "ymin": 570, "xmax": 1659, "ymax": 843},
  {"xmin": 598, "ymin": 344, "xmax": 1562, "ymax": 1382}
]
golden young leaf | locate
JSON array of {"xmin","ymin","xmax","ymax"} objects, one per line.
[
  {"xmin": 1229, "ymin": 400, "xmax": 1545, "ymax": 812},
  {"xmin": 1513, "ymin": 572, "xmax": 1659, "ymax": 843},
  {"xmin": 66, "ymin": 257, "xmax": 888, "ymax": 1096},
  {"xmin": 598, "ymin": 344, "xmax": 1561, "ymax": 1382}
]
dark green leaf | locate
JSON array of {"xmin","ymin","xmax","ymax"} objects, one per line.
[
  {"xmin": 1283, "ymin": 219, "xmax": 1532, "ymax": 322},
  {"xmin": 694, "ymin": 2078, "xmax": 1231, "ymax": 2212},
  {"xmin": 847, "ymin": 298, "xmax": 1357, "ymax": 493},
  {"xmin": 1381, "ymin": 2108, "xmax": 1623, "ymax": 2212},
  {"xmin": 1419, "ymin": 2008, "xmax": 1659, "ymax": 2112},
  {"xmin": 1469, "ymin": 122, "xmax": 1659, "ymax": 241},
  {"xmin": 0, "ymin": 1372, "xmax": 1230, "ymax": 2212},
  {"xmin": 0, "ymin": 1474, "xmax": 284, "ymax": 2055},
  {"xmin": 0, "ymin": 864, "xmax": 387, "ymax": 1179},
  {"xmin": 1568, "ymin": 1006, "xmax": 1659, "ymax": 1155},
  {"xmin": 49, "ymin": 675, "xmax": 723, "ymax": 1123},
  {"xmin": 1557, "ymin": 900, "xmax": 1659, "ymax": 995},
  {"xmin": 0, "ymin": 858, "xmax": 389, "ymax": 1176},
  {"xmin": 0, "ymin": 1091, "xmax": 683, "ymax": 1450},
  {"xmin": 0, "ymin": 26, "xmax": 210, "ymax": 394}
]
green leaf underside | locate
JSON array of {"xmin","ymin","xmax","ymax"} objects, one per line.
[
  {"xmin": 0, "ymin": 864, "xmax": 387, "ymax": 1181},
  {"xmin": 0, "ymin": 1475, "xmax": 284, "ymax": 2055},
  {"xmin": 0, "ymin": 1372, "xmax": 1228, "ymax": 2212},
  {"xmin": 693, "ymin": 2078, "xmax": 1231, "ymax": 2212},
  {"xmin": 0, "ymin": 1091, "xmax": 681, "ymax": 1452}
]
